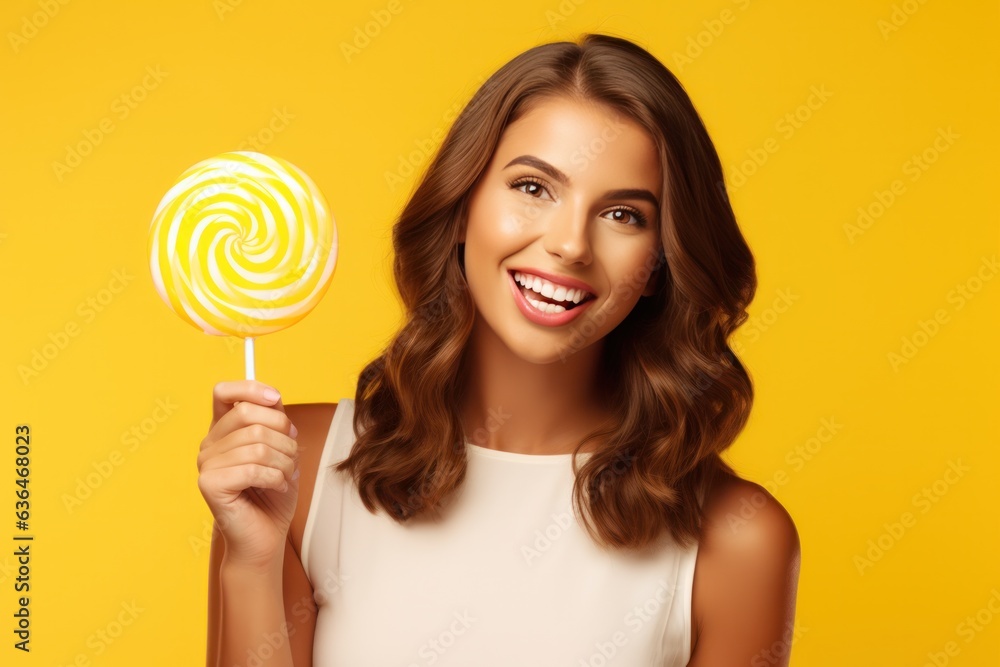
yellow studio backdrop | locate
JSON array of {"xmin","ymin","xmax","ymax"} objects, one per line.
[{"xmin": 0, "ymin": 0, "xmax": 997, "ymax": 664}]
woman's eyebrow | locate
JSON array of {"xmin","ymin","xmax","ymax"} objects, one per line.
[
  {"xmin": 504, "ymin": 154, "xmax": 571, "ymax": 185},
  {"xmin": 603, "ymin": 188, "xmax": 661, "ymax": 211},
  {"xmin": 502, "ymin": 154, "xmax": 660, "ymax": 210}
]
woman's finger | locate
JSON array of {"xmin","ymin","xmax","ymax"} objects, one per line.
[
  {"xmin": 198, "ymin": 441, "xmax": 297, "ymax": 482},
  {"xmin": 211, "ymin": 380, "xmax": 285, "ymax": 425},
  {"xmin": 205, "ymin": 400, "xmax": 295, "ymax": 450},
  {"xmin": 199, "ymin": 420, "xmax": 298, "ymax": 467}
]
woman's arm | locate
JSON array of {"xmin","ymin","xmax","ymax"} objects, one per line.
[
  {"xmin": 687, "ymin": 475, "xmax": 802, "ymax": 666},
  {"xmin": 218, "ymin": 557, "xmax": 294, "ymax": 666},
  {"xmin": 206, "ymin": 403, "xmax": 332, "ymax": 666},
  {"xmin": 207, "ymin": 525, "xmax": 319, "ymax": 667}
]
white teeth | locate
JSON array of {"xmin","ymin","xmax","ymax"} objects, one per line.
[
  {"xmin": 525, "ymin": 292, "xmax": 566, "ymax": 314},
  {"xmin": 512, "ymin": 271, "xmax": 591, "ymax": 305}
]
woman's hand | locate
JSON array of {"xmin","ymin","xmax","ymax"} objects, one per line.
[{"xmin": 197, "ymin": 380, "xmax": 299, "ymax": 571}]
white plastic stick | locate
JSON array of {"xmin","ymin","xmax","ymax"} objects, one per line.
[{"xmin": 245, "ymin": 337, "xmax": 256, "ymax": 380}]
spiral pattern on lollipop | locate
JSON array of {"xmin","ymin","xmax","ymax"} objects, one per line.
[{"xmin": 148, "ymin": 151, "xmax": 337, "ymax": 337}]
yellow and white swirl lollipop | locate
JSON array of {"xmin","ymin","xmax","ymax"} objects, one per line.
[{"xmin": 148, "ymin": 151, "xmax": 337, "ymax": 379}]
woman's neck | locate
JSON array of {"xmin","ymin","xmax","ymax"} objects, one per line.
[{"xmin": 458, "ymin": 317, "xmax": 611, "ymax": 456}]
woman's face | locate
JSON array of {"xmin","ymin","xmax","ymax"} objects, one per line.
[{"xmin": 461, "ymin": 94, "xmax": 664, "ymax": 364}]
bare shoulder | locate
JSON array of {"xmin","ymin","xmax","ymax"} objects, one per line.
[
  {"xmin": 688, "ymin": 471, "xmax": 801, "ymax": 665},
  {"xmin": 284, "ymin": 402, "xmax": 339, "ymax": 559},
  {"xmin": 699, "ymin": 471, "xmax": 800, "ymax": 558}
]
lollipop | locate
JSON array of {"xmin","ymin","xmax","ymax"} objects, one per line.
[{"xmin": 148, "ymin": 151, "xmax": 337, "ymax": 379}]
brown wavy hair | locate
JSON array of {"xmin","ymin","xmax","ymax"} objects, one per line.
[{"xmin": 335, "ymin": 32, "xmax": 756, "ymax": 552}]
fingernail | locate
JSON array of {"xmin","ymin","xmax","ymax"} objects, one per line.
[
  {"xmin": 262, "ymin": 387, "xmax": 280, "ymax": 403},
  {"xmin": 289, "ymin": 423, "xmax": 299, "ymax": 438},
  {"xmin": 291, "ymin": 467, "xmax": 300, "ymax": 481}
]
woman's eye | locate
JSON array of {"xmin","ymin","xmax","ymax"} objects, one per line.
[
  {"xmin": 510, "ymin": 177, "xmax": 551, "ymax": 199},
  {"xmin": 606, "ymin": 208, "xmax": 648, "ymax": 227},
  {"xmin": 508, "ymin": 178, "xmax": 648, "ymax": 227}
]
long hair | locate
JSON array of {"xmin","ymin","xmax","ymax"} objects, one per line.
[{"xmin": 335, "ymin": 32, "xmax": 756, "ymax": 551}]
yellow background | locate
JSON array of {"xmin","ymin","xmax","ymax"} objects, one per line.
[{"xmin": 2, "ymin": 0, "xmax": 997, "ymax": 664}]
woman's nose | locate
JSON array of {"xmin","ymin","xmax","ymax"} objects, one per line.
[{"xmin": 542, "ymin": 201, "xmax": 592, "ymax": 265}]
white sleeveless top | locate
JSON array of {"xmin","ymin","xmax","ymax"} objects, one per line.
[{"xmin": 301, "ymin": 398, "xmax": 701, "ymax": 666}]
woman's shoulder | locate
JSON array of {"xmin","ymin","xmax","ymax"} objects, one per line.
[
  {"xmin": 689, "ymin": 469, "xmax": 801, "ymax": 660},
  {"xmin": 698, "ymin": 470, "xmax": 799, "ymax": 550},
  {"xmin": 284, "ymin": 402, "xmax": 340, "ymax": 560}
]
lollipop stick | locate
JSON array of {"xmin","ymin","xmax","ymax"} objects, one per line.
[{"xmin": 245, "ymin": 337, "xmax": 256, "ymax": 380}]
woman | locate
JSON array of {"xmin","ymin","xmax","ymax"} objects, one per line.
[{"xmin": 199, "ymin": 33, "xmax": 800, "ymax": 666}]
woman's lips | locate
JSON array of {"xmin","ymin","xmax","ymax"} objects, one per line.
[
  {"xmin": 505, "ymin": 266, "xmax": 596, "ymax": 297},
  {"xmin": 507, "ymin": 270, "xmax": 595, "ymax": 326}
]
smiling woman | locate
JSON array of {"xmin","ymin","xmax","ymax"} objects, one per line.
[
  {"xmin": 201, "ymin": 32, "xmax": 800, "ymax": 667},
  {"xmin": 461, "ymin": 97, "xmax": 663, "ymax": 358}
]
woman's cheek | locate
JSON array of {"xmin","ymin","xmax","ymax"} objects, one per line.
[{"xmin": 499, "ymin": 209, "xmax": 531, "ymax": 236}]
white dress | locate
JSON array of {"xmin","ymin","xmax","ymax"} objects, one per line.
[{"xmin": 301, "ymin": 398, "xmax": 700, "ymax": 666}]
